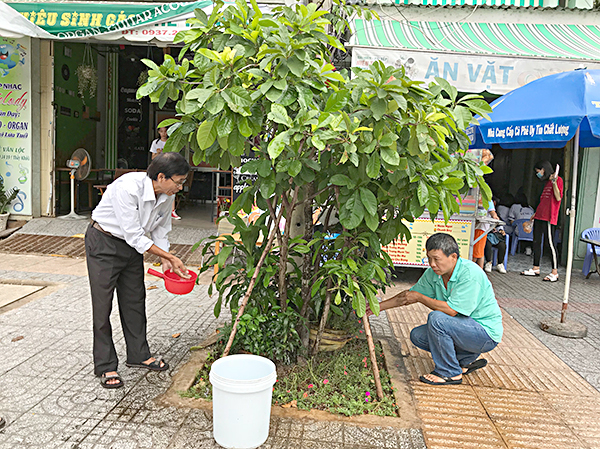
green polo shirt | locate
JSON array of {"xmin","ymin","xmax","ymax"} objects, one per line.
[{"xmin": 410, "ymin": 257, "xmax": 503, "ymax": 342}]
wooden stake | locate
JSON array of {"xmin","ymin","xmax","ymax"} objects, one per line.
[{"xmin": 363, "ymin": 314, "xmax": 384, "ymax": 400}]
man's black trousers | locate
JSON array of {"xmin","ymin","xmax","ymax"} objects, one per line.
[{"xmin": 85, "ymin": 225, "xmax": 151, "ymax": 376}]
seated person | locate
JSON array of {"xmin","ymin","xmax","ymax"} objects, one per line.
[
  {"xmin": 372, "ymin": 233, "xmax": 503, "ymax": 385},
  {"xmin": 508, "ymin": 192, "xmax": 535, "ymax": 255},
  {"xmin": 495, "ymin": 194, "xmax": 513, "ymax": 225},
  {"xmin": 473, "ymin": 199, "xmax": 500, "ymax": 269},
  {"xmin": 484, "ymin": 196, "xmax": 507, "ymax": 274}
]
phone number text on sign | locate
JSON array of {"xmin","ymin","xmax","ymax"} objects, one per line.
[{"xmin": 120, "ymin": 29, "xmax": 178, "ymax": 36}]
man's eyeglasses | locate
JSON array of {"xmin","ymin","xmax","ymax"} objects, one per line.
[{"xmin": 169, "ymin": 177, "xmax": 186, "ymax": 187}]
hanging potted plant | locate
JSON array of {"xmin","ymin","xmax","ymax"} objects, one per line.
[
  {"xmin": 0, "ymin": 178, "xmax": 19, "ymax": 232},
  {"xmin": 76, "ymin": 44, "xmax": 97, "ymax": 102}
]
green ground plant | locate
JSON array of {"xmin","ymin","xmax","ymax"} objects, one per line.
[{"xmin": 182, "ymin": 339, "xmax": 397, "ymax": 417}]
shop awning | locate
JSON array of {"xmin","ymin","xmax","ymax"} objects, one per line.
[
  {"xmin": 349, "ymin": 19, "xmax": 600, "ymax": 94},
  {"xmin": 6, "ymin": 1, "xmax": 214, "ymax": 42},
  {"xmin": 0, "ymin": 2, "xmax": 54, "ymax": 38}
]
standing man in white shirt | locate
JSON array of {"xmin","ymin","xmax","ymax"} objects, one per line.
[{"xmin": 86, "ymin": 152, "xmax": 191, "ymax": 389}]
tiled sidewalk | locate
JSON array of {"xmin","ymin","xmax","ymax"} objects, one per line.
[
  {"xmin": 386, "ymin": 275, "xmax": 600, "ymax": 449},
  {"xmin": 0, "ymin": 255, "xmax": 425, "ymax": 449}
]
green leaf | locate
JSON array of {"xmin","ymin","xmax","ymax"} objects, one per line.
[
  {"xmin": 324, "ymin": 91, "xmax": 348, "ymax": 113},
  {"xmin": 366, "ymin": 152, "xmax": 380, "ymax": 178},
  {"xmin": 267, "ymin": 131, "xmax": 289, "ymax": 160},
  {"xmin": 364, "ymin": 212, "xmax": 378, "ymax": 232},
  {"xmin": 163, "ymin": 127, "xmax": 187, "ymax": 153},
  {"xmin": 157, "ymin": 118, "xmax": 180, "ymax": 129},
  {"xmin": 480, "ymin": 165, "xmax": 493, "ymax": 175},
  {"xmin": 257, "ymin": 159, "xmax": 272, "ymax": 177},
  {"xmin": 360, "ymin": 187, "xmax": 377, "ymax": 216},
  {"xmin": 287, "ymin": 55, "xmax": 306, "ymax": 77},
  {"xmin": 417, "ymin": 180, "xmax": 428, "ymax": 206},
  {"xmin": 330, "ymin": 174, "xmax": 353, "ymax": 187},
  {"xmin": 267, "ymin": 104, "xmax": 292, "ymax": 127},
  {"xmin": 217, "ymin": 114, "xmax": 234, "ymax": 138},
  {"xmin": 221, "ymin": 87, "xmax": 253, "ymax": 115},
  {"xmin": 289, "ymin": 160, "xmax": 302, "ymax": 177},
  {"xmin": 370, "ymin": 98, "xmax": 387, "ymax": 120},
  {"xmin": 205, "ymin": 94, "xmax": 225, "ymax": 115},
  {"xmin": 379, "ymin": 132, "xmax": 398, "ymax": 147},
  {"xmin": 196, "ymin": 120, "xmax": 217, "ymax": 150},
  {"xmin": 239, "ymin": 117, "xmax": 253, "ymax": 137},
  {"xmin": 339, "ymin": 192, "xmax": 364, "ymax": 230},
  {"xmin": 311, "ymin": 135, "xmax": 325, "ymax": 151},
  {"xmin": 380, "ymin": 147, "xmax": 400, "ymax": 166},
  {"xmin": 217, "ymin": 245, "xmax": 233, "ymax": 267},
  {"xmin": 186, "ymin": 88, "xmax": 213, "ymax": 108},
  {"xmin": 442, "ymin": 177, "xmax": 464, "ymax": 191}
]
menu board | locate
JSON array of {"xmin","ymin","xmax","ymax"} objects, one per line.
[
  {"xmin": 382, "ymin": 217, "xmax": 473, "ymax": 267},
  {"xmin": 232, "ymin": 152, "xmax": 258, "ymax": 200}
]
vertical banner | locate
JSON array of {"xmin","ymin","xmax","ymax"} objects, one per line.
[{"xmin": 0, "ymin": 36, "xmax": 31, "ymax": 215}]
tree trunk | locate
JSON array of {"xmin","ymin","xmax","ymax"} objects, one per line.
[
  {"xmin": 299, "ymin": 191, "xmax": 315, "ymax": 350},
  {"xmin": 362, "ymin": 315, "xmax": 384, "ymax": 399},
  {"xmin": 310, "ymin": 277, "xmax": 332, "ymax": 356}
]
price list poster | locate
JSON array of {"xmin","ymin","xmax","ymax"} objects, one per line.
[
  {"xmin": 0, "ymin": 36, "xmax": 31, "ymax": 215},
  {"xmin": 382, "ymin": 217, "xmax": 472, "ymax": 267}
]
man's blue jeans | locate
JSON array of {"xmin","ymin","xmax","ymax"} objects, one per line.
[{"xmin": 410, "ymin": 311, "xmax": 498, "ymax": 378}]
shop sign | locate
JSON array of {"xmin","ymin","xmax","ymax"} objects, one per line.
[
  {"xmin": 0, "ymin": 36, "xmax": 31, "ymax": 215},
  {"xmin": 8, "ymin": 1, "xmax": 212, "ymax": 39},
  {"xmin": 352, "ymin": 47, "xmax": 600, "ymax": 95}
]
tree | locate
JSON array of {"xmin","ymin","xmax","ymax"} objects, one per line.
[{"xmin": 138, "ymin": 0, "xmax": 492, "ymax": 397}]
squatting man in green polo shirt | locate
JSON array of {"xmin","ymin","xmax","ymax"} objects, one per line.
[{"xmin": 371, "ymin": 232, "xmax": 503, "ymax": 385}]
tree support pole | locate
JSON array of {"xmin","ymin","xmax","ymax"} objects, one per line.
[{"xmin": 363, "ymin": 315, "xmax": 384, "ymax": 400}]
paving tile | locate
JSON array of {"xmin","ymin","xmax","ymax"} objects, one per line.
[
  {"xmin": 419, "ymin": 412, "xmax": 505, "ymax": 449},
  {"xmin": 343, "ymin": 425, "xmax": 400, "ymax": 448},
  {"xmin": 411, "ymin": 382, "xmax": 487, "ymax": 417},
  {"xmin": 466, "ymin": 364, "xmax": 537, "ymax": 390},
  {"xmin": 543, "ymin": 392, "xmax": 600, "ymax": 448},
  {"xmin": 492, "ymin": 419, "xmax": 585, "ymax": 449}
]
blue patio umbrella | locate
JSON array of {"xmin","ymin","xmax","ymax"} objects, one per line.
[{"xmin": 467, "ymin": 69, "xmax": 600, "ymax": 328}]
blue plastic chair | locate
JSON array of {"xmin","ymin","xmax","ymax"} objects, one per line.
[
  {"xmin": 511, "ymin": 219, "xmax": 534, "ymax": 255},
  {"xmin": 581, "ymin": 228, "xmax": 600, "ymax": 276},
  {"xmin": 492, "ymin": 233, "xmax": 509, "ymax": 270}
]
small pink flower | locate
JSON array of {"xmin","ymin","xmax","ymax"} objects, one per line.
[
  {"xmin": 308, "ymin": 384, "xmax": 314, "ymax": 389},
  {"xmin": 359, "ymin": 330, "xmax": 363, "ymax": 333},
  {"xmin": 365, "ymin": 398, "xmax": 370, "ymax": 403},
  {"xmin": 344, "ymin": 371, "xmax": 348, "ymax": 375},
  {"xmin": 365, "ymin": 391, "xmax": 370, "ymax": 396},
  {"xmin": 323, "ymin": 379, "xmax": 329, "ymax": 385}
]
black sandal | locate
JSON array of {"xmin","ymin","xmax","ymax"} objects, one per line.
[
  {"xmin": 462, "ymin": 358, "xmax": 488, "ymax": 375},
  {"xmin": 419, "ymin": 371, "xmax": 463, "ymax": 385},
  {"xmin": 100, "ymin": 373, "xmax": 124, "ymax": 389},
  {"xmin": 126, "ymin": 357, "xmax": 169, "ymax": 372}
]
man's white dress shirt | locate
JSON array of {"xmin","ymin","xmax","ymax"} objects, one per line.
[{"xmin": 91, "ymin": 172, "xmax": 172, "ymax": 254}]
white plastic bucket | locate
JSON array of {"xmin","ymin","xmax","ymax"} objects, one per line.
[{"xmin": 209, "ymin": 354, "xmax": 277, "ymax": 449}]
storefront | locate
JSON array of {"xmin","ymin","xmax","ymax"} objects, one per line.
[
  {"xmin": 3, "ymin": 1, "xmax": 233, "ymax": 218},
  {"xmin": 347, "ymin": 17, "xmax": 600, "ymax": 266}
]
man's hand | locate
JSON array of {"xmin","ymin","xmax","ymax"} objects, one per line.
[
  {"xmin": 393, "ymin": 290, "xmax": 418, "ymax": 307},
  {"xmin": 161, "ymin": 255, "xmax": 190, "ymax": 279},
  {"xmin": 549, "ymin": 173, "xmax": 557, "ymax": 183},
  {"xmin": 498, "ymin": 229, "xmax": 505, "ymax": 236}
]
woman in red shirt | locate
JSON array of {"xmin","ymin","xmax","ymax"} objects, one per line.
[{"xmin": 521, "ymin": 160, "xmax": 563, "ymax": 281}]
